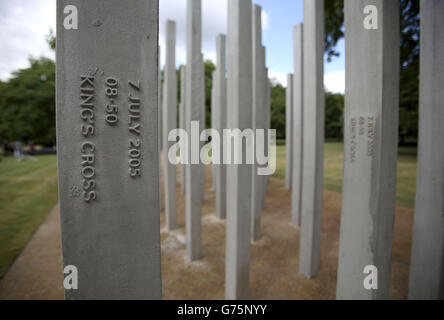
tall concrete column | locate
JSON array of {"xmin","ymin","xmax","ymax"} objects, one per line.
[
  {"xmin": 179, "ymin": 65, "xmax": 186, "ymax": 195},
  {"xmin": 251, "ymin": 5, "xmax": 266, "ymax": 242},
  {"xmin": 211, "ymin": 70, "xmax": 217, "ymax": 190},
  {"xmin": 185, "ymin": 0, "xmax": 202, "ymax": 261},
  {"xmin": 263, "ymin": 68, "xmax": 271, "ymax": 209},
  {"xmin": 337, "ymin": 0, "xmax": 400, "ymax": 299},
  {"xmin": 159, "ymin": 50, "xmax": 163, "ymax": 152},
  {"xmin": 226, "ymin": 0, "xmax": 253, "ymax": 300},
  {"xmin": 299, "ymin": 0, "xmax": 324, "ymax": 279},
  {"xmin": 56, "ymin": 0, "xmax": 161, "ymax": 299},
  {"xmin": 409, "ymin": 0, "xmax": 444, "ymax": 300},
  {"xmin": 158, "ymin": 46, "xmax": 164, "ymax": 210},
  {"xmin": 285, "ymin": 74, "xmax": 293, "ymax": 190},
  {"xmin": 215, "ymin": 34, "xmax": 227, "ymax": 220},
  {"xmin": 163, "ymin": 20, "xmax": 177, "ymax": 231},
  {"xmin": 291, "ymin": 23, "xmax": 303, "ymax": 226}
]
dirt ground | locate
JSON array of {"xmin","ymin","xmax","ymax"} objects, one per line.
[{"xmin": 0, "ymin": 165, "xmax": 413, "ymax": 300}]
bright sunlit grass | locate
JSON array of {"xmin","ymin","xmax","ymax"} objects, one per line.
[
  {"xmin": 0, "ymin": 155, "xmax": 58, "ymax": 278},
  {"xmin": 274, "ymin": 142, "xmax": 417, "ymax": 208}
]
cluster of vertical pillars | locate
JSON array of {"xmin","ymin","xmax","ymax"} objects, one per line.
[
  {"xmin": 285, "ymin": 0, "xmax": 443, "ymax": 299},
  {"xmin": 161, "ymin": 0, "xmax": 444, "ymax": 300},
  {"xmin": 160, "ymin": 0, "xmax": 444, "ymax": 301},
  {"xmin": 285, "ymin": 0, "xmax": 324, "ymax": 281},
  {"xmin": 56, "ymin": 0, "xmax": 443, "ymax": 300},
  {"xmin": 159, "ymin": 0, "xmax": 271, "ymax": 299}
]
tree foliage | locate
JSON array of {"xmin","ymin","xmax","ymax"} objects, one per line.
[
  {"xmin": 46, "ymin": 29, "xmax": 56, "ymax": 51},
  {"xmin": 0, "ymin": 30, "xmax": 56, "ymax": 146},
  {"xmin": 0, "ymin": 57, "xmax": 56, "ymax": 145},
  {"xmin": 270, "ymin": 82, "xmax": 286, "ymax": 140},
  {"xmin": 325, "ymin": 91, "xmax": 344, "ymax": 140},
  {"xmin": 1, "ymin": 2, "xmax": 420, "ymax": 147},
  {"xmin": 204, "ymin": 60, "xmax": 216, "ymax": 128},
  {"xmin": 399, "ymin": 0, "xmax": 420, "ymax": 144},
  {"xmin": 269, "ymin": 85, "xmax": 344, "ymax": 141},
  {"xmin": 325, "ymin": 0, "xmax": 344, "ymax": 62}
]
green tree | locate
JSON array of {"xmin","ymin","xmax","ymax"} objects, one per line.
[
  {"xmin": 325, "ymin": 0, "xmax": 344, "ymax": 62},
  {"xmin": 0, "ymin": 57, "xmax": 56, "ymax": 145},
  {"xmin": 325, "ymin": 91, "xmax": 344, "ymax": 140},
  {"xmin": 46, "ymin": 29, "xmax": 56, "ymax": 50},
  {"xmin": 399, "ymin": 0, "xmax": 419, "ymax": 144},
  {"xmin": 0, "ymin": 30, "xmax": 56, "ymax": 146}
]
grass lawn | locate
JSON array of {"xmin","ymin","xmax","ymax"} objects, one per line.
[
  {"xmin": 274, "ymin": 142, "xmax": 417, "ymax": 208},
  {"xmin": 0, "ymin": 155, "xmax": 58, "ymax": 278}
]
